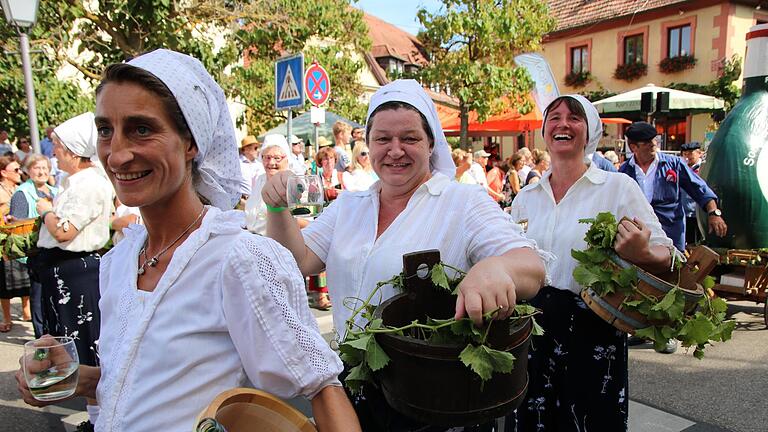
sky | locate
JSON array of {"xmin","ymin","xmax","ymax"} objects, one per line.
[{"xmin": 353, "ymin": 0, "xmax": 445, "ymax": 35}]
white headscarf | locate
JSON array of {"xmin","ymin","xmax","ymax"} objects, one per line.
[
  {"xmin": 541, "ymin": 94, "xmax": 603, "ymax": 163},
  {"xmin": 259, "ymin": 134, "xmax": 290, "ymax": 161},
  {"xmin": 54, "ymin": 112, "xmax": 97, "ymax": 158},
  {"xmin": 366, "ymin": 79, "xmax": 455, "ymax": 178},
  {"xmin": 127, "ymin": 49, "xmax": 241, "ymax": 210}
]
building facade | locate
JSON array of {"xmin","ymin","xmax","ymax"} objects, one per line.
[{"xmin": 541, "ymin": 0, "xmax": 765, "ymax": 149}]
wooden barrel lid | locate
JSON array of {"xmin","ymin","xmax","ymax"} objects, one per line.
[{"xmin": 196, "ymin": 388, "xmax": 317, "ymax": 432}]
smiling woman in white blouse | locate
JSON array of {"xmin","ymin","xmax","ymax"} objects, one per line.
[
  {"xmin": 263, "ymin": 79, "xmax": 548, "ymax": 430},
  {"xmin": 16, "ymin": 49, "xmax": 359, "ymax": 432},
  {"xmin": 508, "ymin": 95, "xmax": 674, "ymax": 431}
]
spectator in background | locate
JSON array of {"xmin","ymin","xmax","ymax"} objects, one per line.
[
  {"xmin": 501, "ymin": 153, "xmax": 524, "ymax": 208},
  {"xmin": 525, "ymin": 149, "xmax": 550, "ymax": 185},
  {"xmin": 680, "ymin": 141, "xmax": 705, "ymax": 245},
  {"xmin": 516, "ymin": 146, "xmax": 533, "ymax": 185},
  {"xmin": 238, "ymin": 135, "xmax": 264, "ymax": 200},
  {"xmin": 342, "ymin": 142, "xmax": 377, "ymax": 192},
  {"xmin": 9, "ymin": 154, "xmax": 58, "ymax": 338},
  {"xmin": 40, "ymin": 127, "xmax": 54, "ymax": 158},
  {"xmin": 603, "ymin": 150, "xmax": 620, "ymax": 169},
  {"xmin": 486, "ymin": 155, "xmax": 504, "ymax": 203},
  {"xmin": 451, "ymin": 148, "xmax": 474, "ymax": 184},
  {"xmin": 350, "ymin": 126, "xmax": 364, "ymax": 150},
  {"xmin": 317, "ymin": 146, "xmax": 344, "ymax": 200},
  {"xmin": 468, "ymin": 149, "xmax": 490, "ymax": 186},
  {"xmin": 288, "ymin": 135, "xmax": 307, "ymax": 175},
  {"xmin": 332, "ymin": 120, "xmax": 352, "ymax": 172},
  {"xmin": 591, "ymin": 151, "xmax": 618, "ymax": 172},
  {"xmin": 0, "ymin": 129, "xmax": 13, "ymax": 154},
  {"xmin": 15, "ymin": 137, "xmax": 32, "ymax": 165},
  {"xmin": 0, "ymin": 155, "xmax": 27, "ymax": 333}
]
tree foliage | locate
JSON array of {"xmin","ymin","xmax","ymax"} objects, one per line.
[
  {"xmin": 2, "ymin": 0, "xmax": 371, "ymax": 137},
  {"xmin": 416, "ymin": 0, "xmax": 555, "ymax": 146},
  {"xmin": 0, "ymin": 3, "xmax": 92, "ymax": 138}
]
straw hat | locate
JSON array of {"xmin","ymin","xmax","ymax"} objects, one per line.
[
  {"xmin": 317, "ymin": 136, "xmax": 332, "ymax": 147},
  {"xmin": 239, "ymin": 135, "xmax": 259, "ymax": 149}
]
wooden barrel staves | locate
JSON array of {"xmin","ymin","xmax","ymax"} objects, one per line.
[
  {"xmin": 195, "ymin": 388, "xmax": 317, "ymax": 432},
  {"xmin": 0, "ymin": 218, "xmax": 38, "ymax": 235},
  {"xmin": 581, "ymin": 246, "xmax": 719, "ymax": 334}
]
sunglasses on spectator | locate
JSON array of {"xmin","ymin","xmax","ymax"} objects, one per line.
[
  {"xmin": 6, "ymin": 167, "xmax": 20, "ymax": 173},
  {"xmin": 360, "ymin": 152, "xmax": 369, "ymax": 156}
]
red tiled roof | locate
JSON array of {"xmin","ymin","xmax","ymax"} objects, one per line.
[
  {"xmin": 547, "ymin": 0, "xmax": 689, "ymax": 33},
  {"xmin": 363, "ymin": 13, "xmax": 428, "ymax": 66}
]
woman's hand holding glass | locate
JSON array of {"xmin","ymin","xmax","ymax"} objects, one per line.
[
  {"xmin": 17, "ymin": 336, "xmax": 79, "ymax": 406},
  {"xmin": 453, "ymin": 256, "xmax": 518, "ymax": 326},
  {"xmin": 261, "ymin": 170, "xmax": 292, "ymax": 209}
]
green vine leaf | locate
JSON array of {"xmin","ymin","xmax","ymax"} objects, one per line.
[
  {"xmin": 459, "ymin": 344, "xmax": 516, "ymax": 381},
  {"xmin": 365, "ymin": 336, "xmax": 390, "ymax": 372},
  {"xmin": 430, "ymin": 263, "xmax": 451, "ymax": 292}
]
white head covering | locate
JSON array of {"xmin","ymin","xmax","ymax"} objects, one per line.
[
  {"xmin": 127, "ymin": 49, "xmax": 241, "ymax": 210},
  {"xmin": 541, "ymin": 94, "xmax": 602, "ymax": 163},
  {"xmin": 259, "ymin": 134, "xmax": 290, "ymax": 161},
  {"xmin": 366, "ymin": 79, "xmax": 455, "ymax": 178},
  {"xmin": 54, "ymin": 112, "xmax": 97, "ymax": 158}
]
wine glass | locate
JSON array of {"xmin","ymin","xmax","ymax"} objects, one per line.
[
  {"xmin": 23, "ymin": 336, "xmax": 79, "ymax": 401},
  {"xmin": 286, "ymin": 174, "xmax": 325, "ymax": 211}
]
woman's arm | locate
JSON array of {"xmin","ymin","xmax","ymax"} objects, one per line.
[
  {"xmin": 39, "ymin": 210, "xmax": 80, "ymax": 243},
  {"xmin": 510, "ymin": 172, "xmax": 521, "ymax": 194},
  {"xmin": 262, "ymin": 171, "xmax": 325, "ymax": 276},
  {"xmin": 111, "ymin": 213, "xmax": 139, "ymax": 232},
  {"xmin": 16, "ymin": 363, "xmax": 99, "ymax": 407},
  {"xmin": 310, "ymin": 386, "xmax": 362, "ymax": 432},
  {"xmin": 455, "ymin": 247, "xmax": 546, "ymax": 326}
]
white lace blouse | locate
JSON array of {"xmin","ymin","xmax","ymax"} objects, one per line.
[
  {"xmin": 95, "ymin": 207, "xmax": 341, "ymax": 432},
  {"xmin": 302, "ymin": 173, "xmax": 548, "ymax": 337},
  {"xmin": 512, "ymin": 162, "xmax": 673, "ymax": 295}
]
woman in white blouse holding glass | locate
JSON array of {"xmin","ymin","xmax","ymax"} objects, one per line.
[
  {"xmin": 32, "ymin": 112, "xmax": 113, "ymax": 368},
  {"xmin": 508, "ymin": 95, "xmax": 674, "ymax": 431},
  {"xmin": 263, "ymin": 79, "xmax": 548, "ymax": 430}
]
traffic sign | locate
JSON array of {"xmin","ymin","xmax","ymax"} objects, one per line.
[
  {"xmin": 275, "ymin": 53, "xmax": 304, "ymax": 110},
  {"xmin": 304, "ymin": 62, "xmax": 331, "ymax": 106}
]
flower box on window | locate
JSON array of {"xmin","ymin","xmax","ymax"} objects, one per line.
[
  {"xmin": 564, "ymin": 71, "xmax": 592, "ymax": 88},
  {"xmin": 659, "ymin": 55, "xmax": 697, "ymax": 74},
  {"xmin": 613, "ymin": 62, "xmax": 647, "ymax": 82}
]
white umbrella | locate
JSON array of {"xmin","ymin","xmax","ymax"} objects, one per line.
[{"xmin": 592, "ymin": 83, "xmax": 724, "ymax": 114}]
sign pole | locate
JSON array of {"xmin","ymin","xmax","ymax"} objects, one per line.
[
  {"xmin": 287, "ymin": 108, "xmax": 292, "ymax": 146},
  {"xmin": 314, "ymin": 122, "xmax": 319, "ymax": 161}
]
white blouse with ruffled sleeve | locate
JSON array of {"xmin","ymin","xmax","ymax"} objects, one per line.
[
  {"xmin": 95, "ymin": 207, "xmax": 341, "ymax": 432},
  {"xmin": 302, "ymin": 172, "xmax": 550, "ymax": 337},
  {"xmin": 512, "ymin": 162, "xmax": 673, "ymax": 295}
]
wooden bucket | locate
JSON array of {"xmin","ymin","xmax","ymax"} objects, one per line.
[
  {"xmin": 581, "ymin": 246, "xmax": 719, "ymax": 334},
  {"xmin": 195, "ymin": 388, "xmax": 317, "ymax": 432}
]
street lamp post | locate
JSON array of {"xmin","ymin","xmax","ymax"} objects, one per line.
[{"xmin": 1, "ymin": 0, "xmax": 41, "ymax": 155}]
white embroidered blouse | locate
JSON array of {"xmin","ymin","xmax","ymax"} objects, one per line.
[
  {"xmin": 95, "ymin": 207, "xmax": 342, "ymax": 432},
  {"xmin": 512, "ymin": 162, "xmax": 673, "ymax": 295},
  {"xmin": 302, "ymin": 173, "xmax": 548, "ymax": 337}
]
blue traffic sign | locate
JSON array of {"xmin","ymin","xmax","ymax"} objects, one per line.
[{"xmin": 275, "ymin": 53, "xmax": 304, "ymax": 110}]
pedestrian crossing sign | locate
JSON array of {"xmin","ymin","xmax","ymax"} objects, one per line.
[{"xmin": 275, "ymin": 53, "xmax": 305, "ymax": 110}]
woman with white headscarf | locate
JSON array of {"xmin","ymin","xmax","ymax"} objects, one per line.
[
  {"xmin": 507, "ymin": 95, "xmax": 674, "ymax": 431},
  {"xmin": 32, "ymin": 112, "xmax": 113, "ymax": 367},
  {"xmin": 263, "ymin": 79, "xmax": 548, "ymax": 430},
  {"xmin": 16, "ymin": 50, "xmax": 359, "ymax": 432}
]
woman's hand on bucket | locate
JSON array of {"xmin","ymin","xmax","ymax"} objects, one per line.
[{"xmin": 454, "ymin": 256, "xmax": 517, "ymax": 327}]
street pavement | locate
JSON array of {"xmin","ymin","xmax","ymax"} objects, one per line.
[{"xmin": 0, "ymin": 298, "xmax": 763, "ymax": 431}]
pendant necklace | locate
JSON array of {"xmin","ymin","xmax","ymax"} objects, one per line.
[{"xmin": 137, "ymin": 206, "xmax": 207, "ymax": 276}]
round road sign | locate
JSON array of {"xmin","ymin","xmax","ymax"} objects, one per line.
[{"xmin": 304, "ymin": 62, "xmax": 331, "ymax": 106}]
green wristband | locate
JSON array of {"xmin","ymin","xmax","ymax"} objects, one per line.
[
  {"xmin": 40, "ymin": 211, "xmax": 53, "ymax": 223},
  {"xmin": 265, "ymin": 204, "xmax": 287, "ymax": 213}
]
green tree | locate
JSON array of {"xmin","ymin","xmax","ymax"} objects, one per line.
[
  {"xmin": 416, "ymin": 0, "xmax": 555, "ymax": 147},
  {"xmin": 667, "ymin": 54, "xmax": 742, "ymax": 113},
  {"xmin": 224, "ymin": 0, "xmax": 370, "ymax": 132},
  {"xmin": 0, "ymin": 3, "xmax": 92, "ymax": 139}
]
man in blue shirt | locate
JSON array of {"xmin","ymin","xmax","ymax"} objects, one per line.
[
  {"xmin": 39, "ymin": 126, "xmax": 54, "ymax": 158},
  {"xmin": 619, "ymin": 122, "xmax": 727, "ymax": 252}
]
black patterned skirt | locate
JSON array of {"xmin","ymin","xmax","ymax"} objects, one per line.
[
  {"xmin": 506, "ymin": 286, "xmax": 628, "ymax": 432},
  {"xmin": 28, "ymin": 248, "xmax": 101, "ymax": 367}
]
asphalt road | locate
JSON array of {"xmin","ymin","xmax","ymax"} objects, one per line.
[{"xmin": 1, "ymin": 298, "xmax": 765, "ymax": 431}]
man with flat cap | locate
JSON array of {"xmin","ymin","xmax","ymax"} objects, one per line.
[
  {"xmin": 619, "ymin": 122, "xmax": 727, "ymax": 252},
  {"xmin": 680, "ymin": 141, "xmax": 708, "ymax": 244}
]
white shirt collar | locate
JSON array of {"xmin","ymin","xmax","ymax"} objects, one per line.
[{"xmin": 357, "ymin": 172, "xmax": 451, "ymax": 198}]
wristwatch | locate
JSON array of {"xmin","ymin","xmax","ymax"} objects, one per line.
[{"xmin": 708, "ymin": 209, "xmax": 722, "ymax": 217}]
